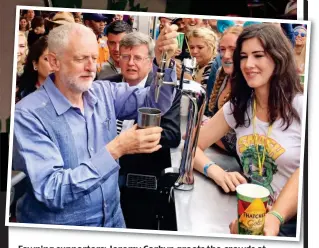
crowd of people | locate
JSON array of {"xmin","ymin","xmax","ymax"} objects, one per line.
[
  {"xmin": 16, "ymin": 10, "xmax": 139, "ymax": 102},
  {"xmin": 12, "ymin": 8, "xmax": 306, "ymax": 237}
]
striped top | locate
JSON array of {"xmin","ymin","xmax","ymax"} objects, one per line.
[
  {"xmin": 193, "ymin": 58, "xmax": 215, "ymax": 87},
  {"xmin": 116, "ymin": 120, "xmax": 123, "ymax": 135}
]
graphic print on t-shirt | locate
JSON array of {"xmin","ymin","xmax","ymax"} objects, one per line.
[{"xmin": 238, "ymin": 134, "xmax": 286, "ymax": 203}]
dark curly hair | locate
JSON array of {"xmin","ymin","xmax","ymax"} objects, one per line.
[{"xmin": 230, "ymin": 23, "xmax": 303, "ymax": 130}]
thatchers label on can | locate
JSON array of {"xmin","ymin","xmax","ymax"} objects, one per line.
[{"xmin": 238, "ymin": 198, "xmax": 267, "ymax": 235}]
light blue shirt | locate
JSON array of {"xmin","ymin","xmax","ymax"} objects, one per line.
[{"xmin": 13, "ymin": 65, "xmax": 176, "ymax": 227}]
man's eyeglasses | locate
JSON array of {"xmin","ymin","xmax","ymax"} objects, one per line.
[
  {"xmin": 119, "ymin": 54, "xmax": 150, "ymax": 63},
  {"xmin": 294, "ymin": 31, "xmax": 307, "ymax": 37}
]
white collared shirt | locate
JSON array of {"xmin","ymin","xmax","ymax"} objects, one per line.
[
  {"xmin": 123, "ymin": 74, "xmax": 148, "ymax": 88},
  {"xmin": 117, "ymin": 74, "xmax": 149, "ymax": 133}
]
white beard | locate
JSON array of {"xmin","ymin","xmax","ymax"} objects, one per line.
[{"xmin": 60, "ymin": 69, "xmax": 95, "ymax": 94}]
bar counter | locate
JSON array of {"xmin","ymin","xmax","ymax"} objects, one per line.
[{"xmin": 171, "ymin": 116, "xmax": 240, "ymax": 234}]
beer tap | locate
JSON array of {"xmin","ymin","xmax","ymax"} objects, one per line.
[
  {"xmin": 154, "ymin": 52, "xmax": 177, "ymax": 103},
  {"xmin": 155, "ymin": 52, "xmax": 207, "ymax": 191}
]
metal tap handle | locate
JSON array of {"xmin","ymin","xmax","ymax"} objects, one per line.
[
  {"xmin": 179, "ymin": 64, "xmax": 186, "ymax": 91},
  {"xmin": 160, "ymin": 52, "xmax": 168, "ymax": 72},
  {"xmin": 155, "ymin": 52, "xmax": 176, "ymax": 103}
]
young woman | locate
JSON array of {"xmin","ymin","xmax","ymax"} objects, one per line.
[
  {"xmin": 206, "ymin": 25, "xmax": 243, "ymax": 155},
  {"xmin": 16, "ymin": 31, "xmax": 29, "ymax": 103},
  {"xmin": 193, "ymin": 23, "xmax": 303, "ymax": 226},
  {"xmin": 176, "ymin": 27, "xmax": 218, "ymax": 87},
  {"xmin": 17, "ymin": 31, "xmax": 28, "ymax": 77},
  {"xmin": 19, "ymin": 17, "xmax": 30, "ymax": 36},
  {"xmin": 17, "ymin": 36, "xmax": 52, "ymax": 100}
]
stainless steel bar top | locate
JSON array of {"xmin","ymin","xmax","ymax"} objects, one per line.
[
  {"xmin": 170, "ymin": 117, "xmax": 240, "ymax": 234},
  {"xmin": 174, "ymin": 171, "xmax": 237, "ymax": 234}
]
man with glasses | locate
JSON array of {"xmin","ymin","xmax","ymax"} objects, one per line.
[
  {"xmin": 103, "ymin": 31, "xmax": 181, "ymax": 148},
  {"xmin": 97, "ymin": 20, "xmax": 133, "ymax": 79},
  {"xmin": 102, "ymin": 31, "xmax": 181, "ymax": 229}
]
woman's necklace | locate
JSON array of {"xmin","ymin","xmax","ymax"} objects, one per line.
[{"xmin": 252, "ymin": 99, "xmax": 273, "ymax": 176}]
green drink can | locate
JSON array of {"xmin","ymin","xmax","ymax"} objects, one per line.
[{"xmin": 177, "ymin": 32, "xmax": 185, "ymax": 50}]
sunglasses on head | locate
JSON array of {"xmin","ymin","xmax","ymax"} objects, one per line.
[{"xmin": 294, "ymin": 31, "xmax": 306, "ymax": 37}]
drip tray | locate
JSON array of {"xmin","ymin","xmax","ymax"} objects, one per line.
[{"xmin": 126, "ymin": 173, "xmax": 157, "ymax": 190}]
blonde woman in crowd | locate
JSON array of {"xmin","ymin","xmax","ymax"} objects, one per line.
[
  {"xmin": 17, "ymin": 31, "xmax": 28, "ymax": 76},
  {"xmin": 16, "ymin": 31, "xmax": 28, "ymax": 103},
  {"xmin": 177, "ymin": 27, "xmax": 218, "ymax": 87},
  {"xmin": 206, "ymin": 25, "xmax": 243, "ymax": 156},
  {"xmin": 189, "ymin": 27, "xmax": 218, "ymax": 86}
]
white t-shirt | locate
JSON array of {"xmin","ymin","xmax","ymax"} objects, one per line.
[{"xmin": 223, "ymin": 94, "xmax": 304, "ymax": 203}]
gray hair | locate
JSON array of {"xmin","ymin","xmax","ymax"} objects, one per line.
[
  {"xmin": 119, "ymin": 32, "xmax": 155, "ymax": 58},
  {"xmin": 48, "ymin": 23, "xmax": 94, "ymax": 56}
]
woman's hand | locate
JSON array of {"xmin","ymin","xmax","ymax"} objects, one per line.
[
  {"xmin": 263, "ymin": 213, "xmax": 281, "ymax": 236},
  {"xmin": 208, "ymin": 165, "xmax": 247, "ymax": 193},
  {"xmin": 229, "ymin": 212, "xmax": 281, "ymax": 236}
]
